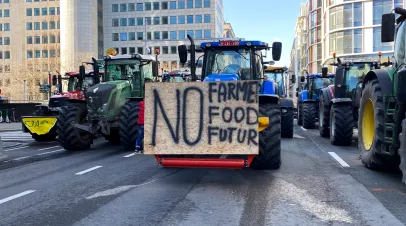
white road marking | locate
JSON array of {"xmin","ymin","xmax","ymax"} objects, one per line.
[
  {"xmin": 300, "ymin": 126, "xmax": 307, "ymax": 131},
  {"xmin": 0, "ymin": 190, "xmax": 36, "ymax": 205},
  {"xmin": 4, "ymin": 146, "xmax": 28, "ymax": 152},
  {"xmin": 37, "ymin": 146, "xmax": 60, "ymax": 151},
  {"xmin": 75, "ymin": 166, "xmax": 103, "ymax": 175},
  {"xmin": 36, "ymin": 149, "xmax": 64, "ymax": 156},
  {"xmin": 293, "ymin": 134, "xmax": 305, "ymax": 139},
  {"xmin": 123, "ymin": 153, "xmax": 136, "ymax": 158},
  {"xmin": 86, "ymin": 180, "xmax": 158, "ymax": 199},
  {"xmin": 3, "ymin": 149, "xmax": 65, "ymax": 162},
  {"xmin": 328, "ymin": 152, "xmax": 350, "ymax": 167}
]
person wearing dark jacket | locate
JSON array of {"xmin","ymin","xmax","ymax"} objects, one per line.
[{"xmin": 135, "ymin": 101, "xmax": 144, "ymax": 152}]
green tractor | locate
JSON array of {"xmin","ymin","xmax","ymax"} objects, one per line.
[
  {"xmin": 318, "ymin": 58, "xmax": 382, "ymax": 144},
  {"xmin": 56, "ymin": 51, "xmax": 159, "ymax": 151},
  {"xmin": 358, "ymin": 8, "xmax": 406, "ymax": 184}
]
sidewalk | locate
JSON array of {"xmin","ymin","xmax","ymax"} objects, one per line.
[{"xmin": 0, "ymin": 123, "xmax": 22, "ymax": 132}]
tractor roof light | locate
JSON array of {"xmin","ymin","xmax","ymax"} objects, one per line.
[
  {"xmin": 131, "ymin": 53, "xmax": 141, "ymax": 59},
  {"xmin": 206, "ymin": 43, "xmax": 212, "ymax": 47},
  {"xmin": 103, "ymin": 55, "xmax": 111, "ymax": 60},
  {"xmin": 246, "ymin": 42, "xmax": 252, "ymax": 46}
]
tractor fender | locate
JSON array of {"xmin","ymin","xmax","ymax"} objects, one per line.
[
  {"xmin": 300, "ymin": 90, "xmax": 308, "ymax": 102},
  {"xmin": 331, "ymin": 98, "xmax": 352, "ymax": 105},
  {"xmin": 259, "ymin": 94, "xmax": 279, "ymax": 105},
  {"xmin": 362, "ymin": 69, "xmax": 393, "ymax": 96},
  {"xmin": 280, "ymin": 98, "xmax": 294, "ymax": 109},
  {"xmin": 319, "ymin": 87, "xmax": 333, "ymax": 107}
]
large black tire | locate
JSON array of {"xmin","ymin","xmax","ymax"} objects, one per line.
[
  {"xmin": 281, "ymin": 108, "xmax": 293, "ymax": 138},
  {"xmin": 297, "ymin": 101, "xmax": 303, "ymax": 126},
  {"xmin": 119, "ymin": 101, "xmax": 141, "ymax": 151},
  {"xmin": 303, "ymin": 102, "xmax": 316, "ymax": 129},
  {"xmin": 56, "ymin": 104, "xmax": 93, "ymax": 151},
  {"xmin": 319, "ymin": 95, "xmax": 330, "ymax": 137},
  {"xmin": 399, "ymin": 118, "xmax": 406, "ymax": 185},
  {"xmin": 330, "ymin": 104, "xmax": 353, "ymax": 146},
  {"xmin": 359, "ymin": 78, "xmax": 400, "ymax": 170},
  {"xmin": 251, "ymin": 103, "xmax": 281, "ymax": 170}
]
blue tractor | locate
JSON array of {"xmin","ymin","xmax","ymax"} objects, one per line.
[{"xmin": 297, "ymin": 69, "xmax": 335, "ymax": 129}]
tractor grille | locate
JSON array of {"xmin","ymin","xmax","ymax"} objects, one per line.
[
  {"xmin": 49, "ymin": 97, "xmax": 68, "ymax": 108},
  {"xmin": 86, "ymin": 84, "xmax": 116, "ymax": 111}
]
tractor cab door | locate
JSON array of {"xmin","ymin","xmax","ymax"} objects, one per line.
[{"xmin": 334, "ymin": 66, "xmax": 346, "ymax": 99}]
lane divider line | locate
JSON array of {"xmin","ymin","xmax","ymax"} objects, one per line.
[
  {"xmin": 3, "ymin": 149, "xmax": 65, "ymax": 162},
  {"xmin": 328, "ymin": 152, "xmax": 350, "ymax": 168},
  {"xmin": 75, "ymin": 166, "xmax": 103, "ymax": 175},
  {"xmin": 37, "ymin": 146, "xmax": 60, "ymax": 151},
  {"xmin": 123, "ymin": 153, "xmax": 136, "ymax": 158},
  {"xmin": 0, "ymin": 190, "xmax": 36, "ymax": 205},
  {"xmin": 36, "ymin": 149, "xmax": 65, "ymax": 156},
  {"xmin": 4, "ymin": 146, "xmax": 29, "ymax": 152}
]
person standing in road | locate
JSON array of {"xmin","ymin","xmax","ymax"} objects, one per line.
[{"xmin": 135, "ymin": 100, "xmax": 144, "ymax": 153}]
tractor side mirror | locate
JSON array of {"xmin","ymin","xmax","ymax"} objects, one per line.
[
  {"xmin": 300, "ymin": 75, "xmax": 306, "ymax": 83},
  {"xmin": 178, "ymin": 45, "xmax": 188, "ymax": 64},
  {"xmin": 52, "ymin": 75, "xmax": 57, "ymax": 86},
  {"xmin": 272, "ymin": 42, "xmax": 282, "ymax": 61},
  {"xmin": 381, "ymin": 13, "xmax": 395, "ymax": 42},
  {"xmin": 322, "ymin": 67, "xmax": 328, "ymax": 77},
  {"xmin": 291, "ymin": 74, "xmax": 296, "ymax": 84},
  {"xmin": 79, "ymin": 65, "xmax": 86, "ymax": 81}
]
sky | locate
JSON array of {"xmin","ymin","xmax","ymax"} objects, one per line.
[{"xmin": 223, "ymin": 0, "xmax": 304, "ymax": 68}]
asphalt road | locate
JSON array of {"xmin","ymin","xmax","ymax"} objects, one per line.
[{"xmin": 0, "ymin": 123, "xmax": 405, "ymax": 226}]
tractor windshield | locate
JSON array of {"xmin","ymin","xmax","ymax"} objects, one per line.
[
  {"xmin": 105, "ymin": 59, "xmax": 142, "ymax": 81},
  {"xmin": 313, "ymin": 78, "xmax": 333, "ymax": 90},
  {"xmin": 204, "ymin": 48, "xmax": 252, "ymax": 80},
  {"xmin": 67, "ymin": 76, "xmax": 95, "ymax": 92},
  {"xmin": 265, "ymin": 72, "xmax": 285, "ymax": 96},
  {"xmin": 346, "ymin": 63, "xmax": 373, "ymax": 90}
]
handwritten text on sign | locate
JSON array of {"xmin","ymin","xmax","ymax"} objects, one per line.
[{"xmin": 144, "ymin": 81, "xmax": 259, "ymax": 155}]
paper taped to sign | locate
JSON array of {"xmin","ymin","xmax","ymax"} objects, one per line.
[{"xmin": 144, "ymin": 81, "xmax": 259, "ymax": 155}]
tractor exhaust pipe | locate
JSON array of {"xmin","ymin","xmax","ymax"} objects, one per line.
[
  {"xmin": 92, "ymin": 57, "xmax": 100, "ymax": 84},
  {"xmin": 187, "ymin": 35, "xmax": 197, "ymax": 81}
]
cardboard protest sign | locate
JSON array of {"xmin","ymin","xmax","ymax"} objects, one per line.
[{"xmin": 144, "ymin": 81, "xmax": 259, "ymax": 155}]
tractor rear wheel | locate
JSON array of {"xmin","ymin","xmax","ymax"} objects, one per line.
[
  {"xmin": 57, "ymin": 103, "xmax": 93, "ymax": 151},
  {"xmin": 359, "ymin": 78, "xmax": 400, "ymax": 170},
  {"xmin": 281, "ymin": 108, "xmax": 294, "ymax": 138},
  {"xmin": 399, "ymin": 117, "xmax": 406, "ymax": 185},
  {"xmin": 303, "ymin": 102, "xmax": 316, "ymax": 129},
  {"xmin": 297, "ymin": 101, "xmax": 303, "ymax": 126},
  {"xmin": 251, "ymin": 103, "xmax": 281, "ymax": 170},
  {"xmin": 330, "ymin": 104, "xmax": 353, "ymax": 146},
  {"xmin": 119, "ymin": 101, "xmax": 141, "ymax": 151},
  {"xmin": 319, "ymin": 95, "xmax": 330, "ymax": 137}
]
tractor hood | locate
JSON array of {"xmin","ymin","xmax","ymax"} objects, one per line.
[{"xmin": 203, "ymin": 73, "xmax": 239, "ymax": 82}]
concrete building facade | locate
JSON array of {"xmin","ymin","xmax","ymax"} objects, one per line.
[
  {"xmin": 223, "ymin": 22, "xmax": 235, "ymax": 38},
  {"xmin": 103, "ymin": 0, "xmax": 225, "ymax": 73}
]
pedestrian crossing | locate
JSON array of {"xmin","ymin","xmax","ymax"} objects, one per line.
[{"xmin": 0, "ymin": 131, "xmax": 34, "ymax": 142}]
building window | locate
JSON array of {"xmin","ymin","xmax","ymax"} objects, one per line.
[
  {"xmin": 187, "ymin": 30, "xmax": 194, "ymax": 38},
  {"xmin": 195, "ymin": 30, "xmax": 202, "ymax": 38},
  {"xmin": 195, "ymin": 0, "xmax": 202, "ymax": 8},
  {"xmin": 344, "ymin": 30, "xmax": 352, "ymax": 54},
  {"xmin": 34, "ymin": 36, "xmax": 40, "ymax": 44},
  {"xmin": 112, "ymin": 4, "xmax": 119, "ymax": 12},
  {"xmin": 129, "ymin": 32, "xmax": 136, "ymax": 40},
  {"xmin": 34, "ymin": 22, "xmax": 40, "ymax": 30},
  {"xmin": 4, "ymin": 23, "xmax": 9, "ymax": 31},
  {"xmin": 153, "ymin": 17, "xmax": 160, "ymax": 25},
  {"xmin": 112, "ymin": 19, "xmax": 119, "ymax": 27},
  {"xmin": 170, "ymin": 31, "xmax": 177, "ymax": 39},
  {"xmin": 170, "ymin": 16, "xmax": 177, "ymax": 24},
  {"xmin": 162, "ymin": 16, "xmax": 168, "ymax": 24},
  {"xmin": 50, "ymin": 7, "xmax": 55, "ymax": 15},
  {"xmin": 129, "ymin": 47, "xmax": 136, "ymax": 54},
  {"xmin": 27, "ymin": 50, "xmax": 33, "ymax": 58},
  {"xmin": 112, "ymin": 33, "xmax": 119, "ymax": 41},
  {"xmin": 170, "ymin": 1, "xmax": 177, "ymax": 9},
  {"xmin": 42, "ymin": 21, "xmax": 47, "ymax": 30},
  {"xmin": 4, "ymin": 37, "xmax": 10, "ymax": 45},
  {"xmin": 121, "ymin": 47, "xmax": 127, "ymax": 54},
  {"xmin": 162, "ymin": 46, "xmax": 169, "ymax": 54},
  {"xmin": 162, "ymin": 31, "xmax": 169, "ymax": 39},
  {"xmin": 138, "ymin": 47, "xmax": 143, "ymax": 54},
  {"xmin": 26, "ymin": 8, "xmax": 32, "ymax": 16},
  {"xmin": 4, "ymin": 51, "xmax": 10, "ymax": 59},
  {"xmin": 34, "ymin": 8, "xmax": 40, "ymax": 16},
  {"xmin": 204, "ymin": 0, "xmax": 210, "ymax": 8},
  {"xmin": 178, "ymin": 15, "xmax": 185, "ymax": 24},
  {"xmin": 42, "ymin": 50, "xmax": 48, "ymax": 58},
  {"xmin": 120, "ymin": 33, "xmax": 127, "ymax": 41},
  {"xmin": 354, "ymin": 29, "xmax": 362, "ymax": 53},
  {"xmin": 153, "ymin": 2, "xmax": 160, "ymax": 10},
  {"xmin": 27, "ymin": 36, "xmax": 32, "ymax": 44},
  {"xmin": 145, "ymin": 2, "xmax": 152, "ymax": 10},
  {"xmin": 195, "ymin": 15, "xmax": 202, "ymax": 23},
  {"xmin": 137, "ymin": 32, "xmax": 143, "ymax": 40},
  {"xmin": 129, "ymin": 3, "xmax": 135, "ymax": 11},
  {"xmin": 204, "ymin": 14, "xmax": 211, "ymax": 23},
  {"xmin": 26, "ymin": 22, "xmax": 32, "ymax": 30},
  {"xmin": 187, "ymin": 0, "xmax": 193, "ymax": 8},
  {"xmin": 120, "ymin": 3, "xmax": 127, "ymax": 12},
  {"xmin": 204, "ymin": 29, "xmax": 211, "ymax": 38},
  {"xmin": 120, "ymin": 18, "xmax": 127, "ymax": 26},
  {"xmin": 354, "ymin": 2, "xmax": 362, "ymax": 27},
  {"xmin": 0, "ymin": 24, "xmax": 2, "ymax": 31},
  {"xmin": 162, "ymin": 1, "xmax": 168, "ymax": 9},
  {"xmin": 146, "ymin": 17, "xmax": 152, "ymax": 25},
  {"xmin": 179, "ymin": 30, "xmax": 185, "ymax": 39},
  {"xmin": 50, "ymin": 21, "xmax": 56, "ymax": 29},
  {"xmin": 35, "ymin": 50, "xmax": 40, "ymax": 58},
  {"xmin": 4, "ymin": 9, "xmax": 9, "ymax": 17},
  {"xmin": 50, "ymin": 35, "xmax": 56, "ymax": 43},
  {"xmin": 179, "ymin": 0, "xmax": 185, "ymax": 9},
  {"xmin": 187, "ymin": 15, "xmax": 193, "ymax": 24},
  {"xmin": 147, "ymin": 32, "xmax": 152, "ymax": 40},
  {"xmin": 373, "ymin": 27, "xmax": 392, "ymax": 51},
  {"xmin": 42, "ymin": 36, "xmax": 48, "ymax": 44},
  {"xmin": 373, "ymin": 0, "xmax": 392, "ymax": 25},
  {"xmin": 171, "ymin": 46, "xmax": 177, "ymax": 54},
  {"xmin": 137, "ymin": 17, "xmax": 143, "ymax": 26},
  {"xmin": 42, "ymin": 7, "xmax": 47, "ymax": 16},
  {"xmin": 129, "ymin": 18, "xmax": 135, "ymax": 26},
  {"xmin": 50, "ymin": 50, "xmax": 56, "ymax": 58},
  {"xmin": 154, "ymin": 31, "xmax": 160, "ymax": 39},
  {"xmin": 137, "ymin": 3, "xmax": 143, "ymax": 11}
]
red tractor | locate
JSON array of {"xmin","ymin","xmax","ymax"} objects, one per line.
[{"xmin": 22, "ymin": 61, "xmax": 102, "ymax": 142}]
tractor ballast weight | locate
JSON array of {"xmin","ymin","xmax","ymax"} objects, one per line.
[
  {"xmin": 264, "ymin": 66, "xmax": 294, "ymax": 138},
  {"xmin": 356, "ymin": 8, "xmax": 406, "ymax": 185},
  {"xmin": 153, "ymin": 35, "xmax": 283, "ymax": 169}
]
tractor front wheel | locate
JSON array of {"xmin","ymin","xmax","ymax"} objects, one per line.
[
  {"xmin": 251, "ymin": 103, "xmax": 281, "ymax": 170},
  {"xmin": 303, "ymin": 102, "xmax": 316, "ymax": 129},
  {"xmin": 399, "ymin": 117, "xmax": 406, "ymax": 185},
  {"xmin": 281, "ymin": 108, "xmax": 293, "ymax": 138},
  {"xmin": 119, "ymin": 101, "xmax": 141, "ymax": 151},
  {"xmin": 56, "ymin": 103, "xmax": 93, "ymax": 151},
  {"xmin": 319, "ymin": 95, "xmax": 330, "ymax": 137},
  {"xmin": 359, "ymin": 78, "xmax": 399, "ymax": 170},
  {"xmin": 330, "ymin": 104, "xmax": 353, "ymax": 146},
  {"xmin": 297, "ymin": 101, "xmax": 303, "ymax": 126}
]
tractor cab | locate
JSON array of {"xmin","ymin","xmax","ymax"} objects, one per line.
[{"xmin": 264, "ymin": 66, "xmax": 288, "ymax": 97}]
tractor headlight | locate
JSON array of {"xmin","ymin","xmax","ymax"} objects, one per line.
[{"xmin": 282, "ymin": 108, "xmax": 288, "ymax": 113}]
